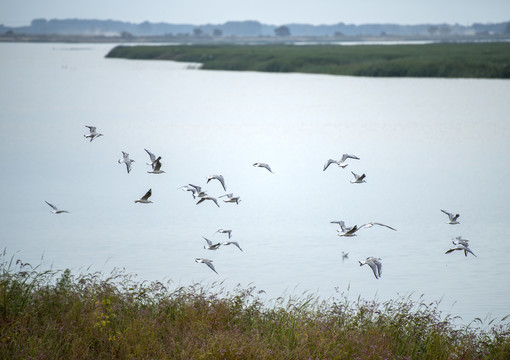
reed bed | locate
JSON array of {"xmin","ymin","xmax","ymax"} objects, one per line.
[
  {"xmin": 1, "ymin": 253, "xmax": 509, "ymax": 359},
  {"xmin": 105, "ymin": 43, "xmax": 510, "ymax": 78}
]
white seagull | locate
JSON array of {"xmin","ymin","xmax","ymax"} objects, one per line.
[
  {"xmin": 134, "ymin": 189, "xmax": 153, "ymax": 204},
  {"xmin": 219, "ymin": 193, "xmax": 241, "ymax": 204},
  {"xmin": 222, "ymin": 241, "xmax": 243, "ymax": 252},
  {"xmin": 203, "ymin": 237, "xmax": 222, "ymax": 250},
  {"xmin": 195, "ymin": 258, "xmax": 218, "ymax": 274},
  {"xmin": 45, "ymin": 201, "xmax": 70, "ymax": 214},
  {"xmin": 359, "ymin": 257, "xmax": 382, "ymax": 279},
  {"xmin": 337, "ymin": 225, "xmax": 361, "ymax": 237},
  {"xmin": 215, "ymin": 229, "xmax": 233, "ymax": 238},
  {"xmin": 350, "ymin": 171, "xmax": 366, "ymax": 184},
  {"xmin": 118, "ymin": 151, "xmax": 135, "ymax": 173},
  {"xmin": 188, "ymin": 184, "xmax": 207, "ymax": 199},
  {"xmin": 253, "ymin": 162, "xmax": 273, "ymax": 173},
  {"xmin": 441, "ymin": 209, "xmax": 460, "ymax": 225},
  {"xmin": 147, "ymin": 157, "xmax": 165, "ymax": 174},
  {"xmin": 359, "ymin": 222, "xmax": 397, "ymax": 231},
  {"xmin": 445, "ymin": 236, "xmax": 476, "ymax": 257},
  {"xmin": 206, "ymin": 174, "xmax": 226, "ymax": 191},
  {"xmin": 196, "ymin": 196, "xmax": 220, "ymax": 208},
  {"xmin": 84, "ymin": 126, "xmax": 103, "ymax": 142},
  {"xmin": 323, "ymin": 154, "xmax": 360, "ymax": 171}
]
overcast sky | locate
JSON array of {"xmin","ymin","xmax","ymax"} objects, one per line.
[{"xmin": 1, "ymin": 0, "xmax": 509, "ymax": 27}]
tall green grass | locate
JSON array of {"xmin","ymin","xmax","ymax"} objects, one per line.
[
  {"xmin": 106, "ymin": 43, "xmax": 510, "ymax": 78},
  {"xmin": 1, "ymin": 254, "xmax": 509, "ymax": 359}
]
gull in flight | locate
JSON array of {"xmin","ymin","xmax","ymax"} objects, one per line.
[
  {"xmin": 188, "ymin": 184, "xmax": 207, "ymax": 199},
  {"xmin": 215, "ymin": 229, "xmax": 232, "ymax": 238},
  {"xmin": 203, "ymin": 237, "xmax": 222, "ymax": 250},
  {"xmin": 134, "ymin": 189, "xmax": 153, "ymax": 204},
  {"xmin": 178, "ymin": 185, "xmax": 198, "ymax": 197},
  {"xmin": 359, "ymin": 257, "xmax": 382, "ymax": 279},
  {"xmin": 445, "ymin": 236, "xmax": 476, "ymax": 257},
  {"xmin": 338, "ymin": 225, "xmax": 361, "ymax": 237},
  {"xmin": 196, "ymin": 196, "xmax": 220, "ymax": 208},
  {"xmin": 45, "ymin": 201, "xmax": 70, "ymax": 214},
  {"xmin": 342, "ymin": 252, "xmax": 349, "ymax": 261},
  {"xmin": 84, "ymin": 126, "xmax": 103, "ymax": 142},
  {"xmin": 206, "ymin": 174, "xmax": 226, "ymax": 191},
  {"xmin": 359, "ymin": 222, "xmax": 397, "ymax": 231},
  {"xmin": 195, "ymin": 258, "xmax": 218, "ymax": 274},
  {"xmin": 253, "ymin": 162, "xmax": 273, "ymax": 173},
  {"xmin": 118, "ymin": 151, "xmax": 135, "ymax": 173},
  {"xmin": 219, "ymin": 193, "xmax": 241, "ymax": 204},
  {"xmin": 144, "ymin": 149, "xmax": 165, "ymax": 174},
  {"xmin": 222, "ymin": 241, "xmax": 243, "ymax": 252},
  {"xmin": 441, "ymin": 209, "xmax": 460, "ymax": 225},
  {"xmin": 350, "ymin": 172, "xmax": 366, "ymax": 184},
  {"xmin": 323, "ymin": 154, "xmax": 360, "ymax": 171}
]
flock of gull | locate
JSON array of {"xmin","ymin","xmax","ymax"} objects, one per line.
[{"xmin": 44, "ymin": 125, "xmax": 476, "ymax": 279}]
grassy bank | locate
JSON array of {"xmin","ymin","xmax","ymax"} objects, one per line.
[
  {"xmin": 105, "ymin": 43, "xmax": 510, "ymax": 78},
  {"xmin": 1, "ymin": 257, "xmax": 509, "ymax": 359}
]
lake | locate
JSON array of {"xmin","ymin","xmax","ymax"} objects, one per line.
[{"xmin": 1, "ymin": 42, "xmax": 509, "ymax": 325}]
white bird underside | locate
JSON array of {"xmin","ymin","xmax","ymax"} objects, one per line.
[
  {"xmin": 196, "ymin": 196, "xmax": 220, "ymax": 208},
  {"xmin": 118, "ymin": 151, "xmax": 135, "ymax": 173},
  {"xmin": 441, "ymin": 209, "xmax": 460, "ymax": 224},
  {"xmin": 323, "ymin": 154, "xmax": 360, "ymax": 171},
  {"xmin": 253, "ymin": 162, "xmax": 273, "ymax": 173},
  {"xmin": 84, "ymin": 125, "xmax": 103, "ymax": 142},
  {"xmin": 222, "ymin": 241, "xmax": 243, "ymax": 251}
]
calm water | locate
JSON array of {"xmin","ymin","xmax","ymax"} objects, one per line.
[{"xmin": 1, "ymin": 43, "xmax": 509, "ymax": 324}]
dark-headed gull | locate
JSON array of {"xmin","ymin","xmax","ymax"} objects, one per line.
[
  {"xmin": 253, "ymin": 162, "xmax": 273, "ymax": 173},
  {"xmin": 45, "ymin": 201, "xmax": 70, "ymax": 214},
  {"xmin": 350, "ymin": 172, "xmax": 366, "ymax": 184},
  {"xmin": 441, "ymin": 209, "xmax": 460, "ymax": 225},
  {"xmin": 84, "ymin": 126, "xmax": 103, "ymax": 142},
  {"xmin": 359, "ymin": 257, "xmax": 382, "ymax": 279},
  {"xmin": 206, "ymin": 174, "xmax": 226, "ymax": 191},
  {"xmin": 195, "ymin": 258, "xmax": 218, "ymax": 274},
  {"xmin": 118, "ymin": 151, "xmax": 135, "ymax": 173},
  {"xmin": 134, "ymin": 189, "xmax": 153, "ymax": 204},
  {"xmin": 323, "ymin": 154, "xmax": 360, "ymax": 171}
]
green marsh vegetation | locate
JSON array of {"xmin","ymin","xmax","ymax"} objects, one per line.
[
  {"xmin": 1, "ymin": 253, "xmax": 509, "ymax": 359},
  {"xmin": 106, "ymin": 42, "xmax": 510, "ymax": 78}
]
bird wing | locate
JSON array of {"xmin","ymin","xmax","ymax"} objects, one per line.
[
  {"xmin": 373, "ymin": 222, "xmax": 397, "ymax": 231},
  {"xmin": 351, "ymin": 171, "xmax": 359, "ymax": 179},
  {"xmin": 122, "ymin": 151, "xmax": 129, "ymax": 159},
  {"xmin": 210, "ymin": 197, "xmax": 220, "ymax": 208},
  {"xmin": 366, "ymin": 261, "xmax": 379, "ymax": 279},
  {"xmin": 203, "ymin": 237, "xmax": 213, "ymax": 246},
  {"xmin": 189, "ymin": 184, "xmax": 202, "ymax": 193},
  {"xmin": 153, "ymin": 158, "xmax": 162, "ymax": 171},
  {"xmin": 205, "ymin": 261, "xmax": 218, "ymax": 274},
  {"xmin": 374, "ymin": 259, "xmax": 382, "ymax": 277},
  {"xmin": 218, "ymin": 175, "xmax": 226, "ymax": 191},
  {"xmin": 441, "ymin": 209, "xmax": 454, "ymax": 220},
  {"xmin": 196, "ymin": 198, "xmax": 205, "ymax": 205},
  {"xmin": 323, "ymin": 159, "xmax": 337, "ymax": 171},
  {"xmin": 141, "ymin": 189, "xmax": 152, "ymax": 201},
  {"xmin": 144, "ymin": 149, "xmax": 156, "ymax": 163},
  {"xmin": 358, "ymin": 174, "xmax": 366, "ymax": 181},
  {"xmin": 225, "ymin": 241, "xmax": 243, "ymax": 251},
  {"xmin": 341, "ymin": 154, "xmax": 360, "ymax": 162},
  {"xmin": 85, "ymin": 126, "xmax": 96, "ymax": 133},
  {"xmin": 45, "ymin": 201, "xmax": 58, "ymax": 211}
]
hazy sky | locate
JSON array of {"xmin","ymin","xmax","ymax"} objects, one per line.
[{"xmin": 1, "ymin": 0, "xmax": 509, "ymax": 27}]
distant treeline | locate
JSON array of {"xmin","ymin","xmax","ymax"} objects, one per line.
[
  {"xmin": 106, "ymin": 43, "xmax": 510, "ymax": 78},
  {"xmin": 2, "ymin": 18, "xmax": 510, "ymax": 37}
]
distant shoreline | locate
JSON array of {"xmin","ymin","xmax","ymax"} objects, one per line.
[{"xmin": 105, "ymin": 42, "xmax": 510, "ymax": 79}]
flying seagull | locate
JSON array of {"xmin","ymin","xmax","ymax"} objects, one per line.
[
  {"xmin": 118, "ymin": 151, "xmax": 135, "ymax": 173},
  {"xmin": 134, "ymin": 189, "xmax": 153, "ymax": 204},
  {"xmin": 215, "ymin": 229, "xmax": 232, "ymax": 238},
  {"xmin": 196, "ymin": 196, "xmax": 220, "ymax": 208},
  {"xmin": 222, "ymin": 241, "xmax": 243, "ymax": 252},
  {"xmin": 203, "ymin": 237, "xmax": 222, "ymax": 250},
  {"xmin": 188, "ymin": 184, "xmax": 207, "ymax": 199},
  {"xmin": 219, "ymin": 193, "xmax": 241, "ymax": 204},
  {"xmin": 45, "ymin": 201, "xmax": 70, "ymax": 214},
  {"xmin": 84, "ymin": 126, "xmax": 103, "ymax": 142},
  {"xmin": 337, "ymin": 225, "xmax": 361, "ymax": 237},
  {"xmin": 147, "ymin": 157, "xmax": 165, "ymax": 174},
  {"xmin": 253, "ymin": 162, "xmax": 273, "ymax": 173},
  {"xmin": 359, "ymin": 222, "xmax": 397, "ymax": 231},
  {"xmin": 359, "ymin": 257, "xmax": 382, "ymax": 279},
  {"xmin": 206, "ymin": 174, "xmax": 226, "ymax": 191},
  {"xmin": 350, "ymin": 171, "xmax": 366, "ymax": 184},
  {"xmin": 195, "ymin": 258, "xmax": 218, "ymax": 274},
  {"xmin": 441, "ymin": 209, "xmax": 460, "ymax": 225},
  {"xmin": 323, "ymin": 154, "xmax": 360, "ymax": 171},
  {"xmin": 445, "ymin": 236, "xmax": 476, "ymax": 257},
  {"xmin": 342, "ymin": 252, "xmax": 349, "ymax": 261}
]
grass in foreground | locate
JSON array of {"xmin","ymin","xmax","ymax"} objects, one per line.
[
  {"xmin": 1, "ymin": 254, "xmax": 509, "ymax": 359},
  {"xmin": 106, "ymin": 43, "xmax": 510, "ymax": 78}
]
